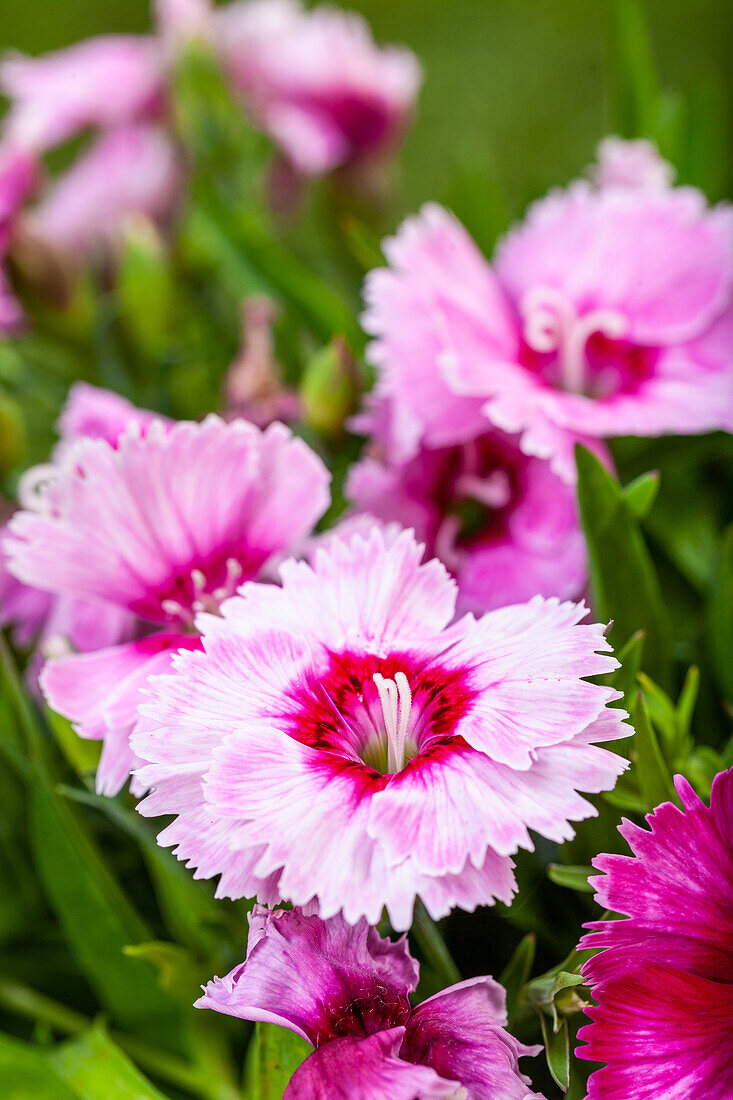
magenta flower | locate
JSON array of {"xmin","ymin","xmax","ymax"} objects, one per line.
[
  {"xmin": 363, "ymin": 155, "xmax": 733, "ymax": 482},
  {"xmin": 4, "ymin": 416, "xmax": 330, "ymax": 795},
  {"xmin": 214, "ymin": 0, "xmax": 421, "ymax": 175},
  {"xmin": 347, "ymin": 408, "xmax": 586, "ymax": 614},
  {"xmin": 30, "ymin": 125, "xmax": 179, "ymax": 254},
  {"xmin": 577, "ymin": 769, "xmax": 733, "ymax": 1099},
  {"xmin": 135, "ymin": 526, "xmax": 627, "ymax": 927},
  {"xmin": 197, "ymin": 904, "xmax": 545, "ymax": 1099}
]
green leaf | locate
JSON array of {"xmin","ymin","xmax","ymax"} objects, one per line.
[
  {"xmin": 29, "ymin": 765, "xmax": 182, "ymax": 1042},
  {"xmin": 575, "ymin": 445, "xmax": 671, "ymax": 687},
  {"xmin": 612, "ymin": 0, "xmax": 660, "ymax": 138},
  {"xmin": 48, "ymin": 1024, "xmax": 169, "ymax": 1100},
  {"xmin": 632, "ymin": 694, "xmax": 677, "ymax": 810},
  {"xmin": 539, "ymin": 1015, "xmax": 571, "ymax": 1093},
  {"xmin": 245, "ymin": 1023, "xmax": 310, "ymax": 1100},
  {"xmin": 0, "ymin": 1032, "xmax": 78, "ymax": 1100},
  {"xmin": 58, "ymin": 784, "xmax": 226, "ymax": 958},
  {"xmin": 499, "ymin": 933, "xmax": 536, "ymax": 1028},
  {"xmin": 0, "ymin": 1027, "xmax": 168, "ymax": 1100},
  {"xmin": 547, "ymin": 865, "xmax": 594, "ymax": 893},
  {"xmin": 622, "ymin": 470, "xmax": 659, "ymax": 519},
  {"xmin": 45, "ymin": 708, "xmax": 101, "ymax": 777}
]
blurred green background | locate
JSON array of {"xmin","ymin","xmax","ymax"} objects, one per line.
[{"xmin": 1, "ymin": 0, "xmax": 730, "ymax": 213}]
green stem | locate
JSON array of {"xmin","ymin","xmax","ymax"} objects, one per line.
[
  {"xmin": 0, "ymin": 979, "xmax": 239, "ymax": 1100},
  {"xmin": 412, "ymin": 901, "xmax": 461, "ymax": 987}
]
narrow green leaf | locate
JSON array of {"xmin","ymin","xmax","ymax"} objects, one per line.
[
  {"xmin": 45, "ymin": 708, "xmax": 101, "ymax": 776},
  {"xmin": 246, "ymin": 1023, "xmax": 310, "ymax": 1100},
  {"xmin": 612, "ymin": 0, "xmax": 660, "ymax": 138},
  {"xmin": 547, "ymin": 865, "xmax": 594, "ymax": 893},
  {"xmin": 499, "ymin": 933, "xmax": 536, "ymax": 1027},
  {"xmin": 0, "ymin": 1032, "xmax": 77, "ymax": 1100},
  {"xmin": 632, "ymin": 694, "xmax": 677, "ymax": 810},
  {"xmin": 575, "ymin": 445, "xmax": 671, "ymax": 686},
  {"xmin": 193, "ymin": 186, "xmax": 362, "ymax": 349},
  {"xmin": 622, "ymin": 470, "xmax": 659, "ymax": 519},
  {"xmin": 49, "ymin": 1024, "xmax": 168, "ymax": 1100},
  {"xmin": 539, "ymin": 1015, "xmax": 571, "ymax": 1093},
  {"xmin": 58, "ymin": 784, "xmax": 226, "ymax": 957},
  {"xmin": 675, "ymin": 666, "xmax": 699, "ymax": 738},
  {"xmin": 29, "ymin": 766, "xmax": 182, "ymax": 1041}
]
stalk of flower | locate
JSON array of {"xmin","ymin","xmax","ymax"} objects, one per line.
[
  {"xmin": 3, "ymin": 412, "xmax": 330, "ymax": 796},
  {"xmin": 197, "ymin": 903, "xmax": 546, "ymax": 1099},
  {"xmin": 362, "ymin": 140, "xmax": 733, "ymax": 482},
  {"xmin": 576, "ymin": 768, "xmax": 733, "ymax": 1100},
  {"xmin": 134, "ymin": 525, "xmax": 628, "ymax": 928}
]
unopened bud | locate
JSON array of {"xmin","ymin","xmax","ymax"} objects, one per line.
[{"xmin": 300, "ymin": 336, "xmax": 361, "ymax": 440}]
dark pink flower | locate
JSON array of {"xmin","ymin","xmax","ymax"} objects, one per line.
[
  {"xmin": 4, "ymin": 416, "xmax": 330, "ymax": 795},
  {"xmin": 30, "ymin": 125, "xmax": 179, "ymax": 254},
  {"xmin": 363, "ymin": 158, "xmax": 733, "ymax": 482},
  {"xmin": 197, "ymin": 904, "xmax": 545, "ymax": 1099},
  {"xmin": 135, "ymin": 526, "xmax": 627, "ymax": 927},
  {"xmin": 214, "ymin": 0, "xmax": 421, "ymax": 175},
  {"xmin": 577, "ymin": 769, "xmax": 733, "ymax": 1099},
  {"xmin": 347, "ymin": 407, "xmax": 586, "ymax": 614}
]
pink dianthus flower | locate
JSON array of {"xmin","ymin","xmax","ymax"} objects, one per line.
[
  {"xmin": 197, "ymin": 903, "xmax": 546, "ymax": 1099},
  {"xmin": 135, "ymin": 526, "xmax": 628, "ymax": 929},
  {"xmin": 363, "ymin": 145, "xmax": 733, "ymax": 481},
  {"xmin": 4, "ymin": 414, "xmax": 330, "ymax": 795}
]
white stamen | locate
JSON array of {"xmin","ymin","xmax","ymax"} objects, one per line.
[
  {"xmin": 191, "ymin": 568, "xmax": 206, "ymax": 596},
  {"xmin": 17, "ymin": 463, "xmax": 57, "ymax": 512},
  {"xmin": 225, "ymin": 557, "xmax": 243, "ymax": 588},
  {"xmin": 455, "ymin": 469, "xmax": 512, "ymax": 510},
  {"xmin": 162, "ymin": 598, "xmax": 192, "ymax": 623},
  {"xmin": 521, "ymin": 286, "xmax": 627, "ymax": 394},
  {"xmin": 373, "ymin": 670, "xmax": 413, "ymax": 772}
]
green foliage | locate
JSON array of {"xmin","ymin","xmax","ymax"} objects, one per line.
[{"xmin": 245, "ymin": 1024, "xmax": 311, "ymax": 1100}]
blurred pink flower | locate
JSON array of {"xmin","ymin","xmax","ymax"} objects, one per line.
[
  {"xmin": 0, "ymin": 384, "xmax": 156, "ymax": 680},
  {"xmin": 0, "ymin": 37, "xmax": 163, "ymax": 151},
  {"xmin": 135, "ymin": 526, "xmax": 627, "ymax": 929},
  {"xmin": 0, "ymin": 142, "xmax": 37, "ymax": 331},
  {"xmin": 364, "ymin": 166, "xmax": 733, "ymax": 482},
  {"xmin": 214, "ymin": 0, "xmax": 421, "ymax": 175},
  {"xmin": 577, "ymin": 769, "xmax": 733, "ymax": 1100},
  {"xmin": 590, "ymin": 136, "xmax": 675, "ymax": 191},
  {"xmin": 197, "ymin": 904, "xmax": 545, "ymax": 1099},
  {"xmin": 4, "ymin": 416, "xmax": 330, "ymax": 795},
  {"xmin": 346, "ymin": 422, "xmax": 587, "ymax": 615},
  {"xmin": 30, "ymin": 125, "xmax": 179, "ymax": 253}
]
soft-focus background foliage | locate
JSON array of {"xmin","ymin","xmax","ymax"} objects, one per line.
[
  {"xmin": 2, "ymin": 0, "xmax": 731, "ymax": 207},
  {"xmin": 0, "ymin": 2, "xmax": 731, "ymax": 1099}
]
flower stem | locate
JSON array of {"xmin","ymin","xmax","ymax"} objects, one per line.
[{"xmin": 412, "ymin": 900, "xmax": 461, "ymax": 987}]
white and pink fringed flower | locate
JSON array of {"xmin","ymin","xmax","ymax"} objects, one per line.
[
  {"xmin": 196, "ymin": 904, "xmax": 546, "ymax": 1099},
  {"xmin": 3, "ymin": 414, "xmax": 330, "ymax": 796},
  {"xmin": 0, "ymin": 383, "xmax": 158, "ymax": 670},
  {"xmin": 363, "ymin": 142, "xmax": 733, "ymax": 482},
  {"xmin": 134, "ymin": 527, "xmax": 628, "ymax": 929},
  {"xmin": 214, "ymin": 0, "xmax": 421, "ymax": 175}
]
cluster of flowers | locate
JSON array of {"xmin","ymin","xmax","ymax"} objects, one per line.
[
  {"xmin": 0, "ymin": 0, "xmax": 421, "ymax": 329},
  {"xmin": 1, "ymin": 3, "xmax": 732, "ymax": 1091}
]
